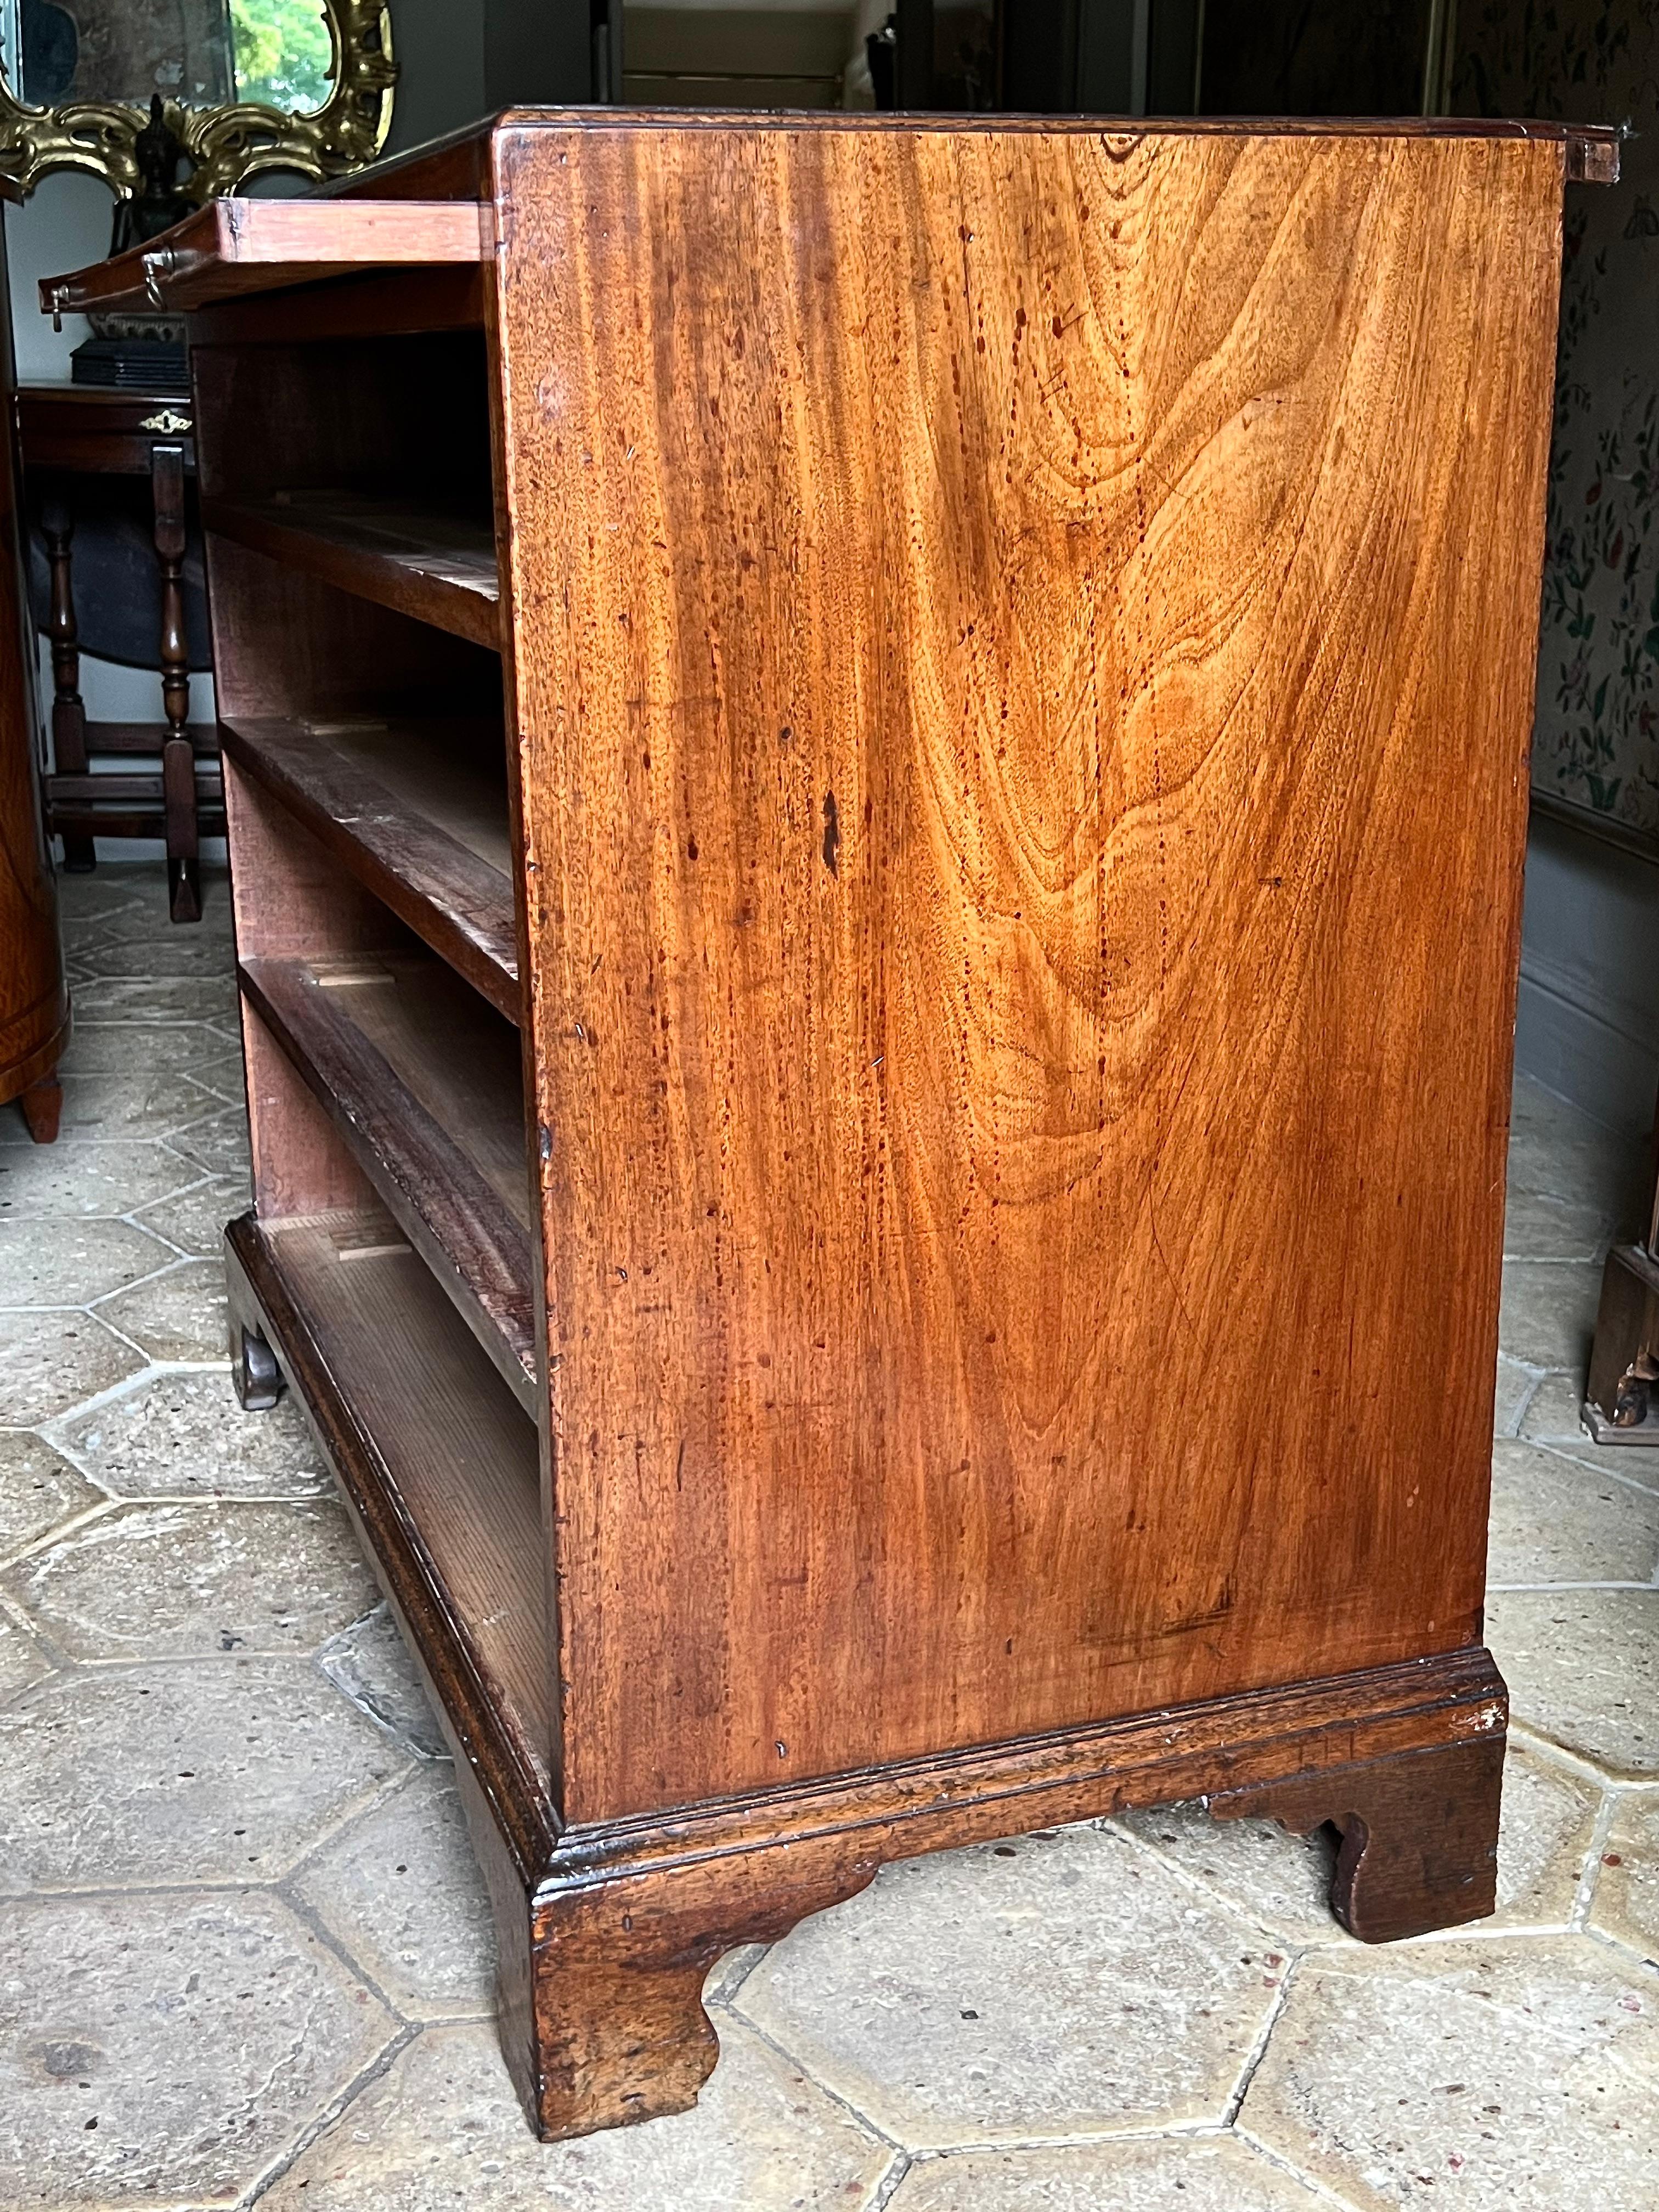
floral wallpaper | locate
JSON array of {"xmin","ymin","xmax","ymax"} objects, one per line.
[{"xmin": 1454, "ymin": 0, "xmax": 1659, "ymax": 841}]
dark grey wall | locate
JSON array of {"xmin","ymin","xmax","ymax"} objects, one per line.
[
  {"xmin": 1001, "ymin": 0, "xmax": 1198, "ymax": 115},
  {"xmin": 383, "ymin": 0, "xmax": 486, "ymax": 154},
  {"xmin": 483, "ymin": 0, "xmax": 594, "ymax": 109},
  {"xmin": 383, "ymin": 0, "xmax": 592, "ymax": 158},
  {"xmin": 1519, "ymin": 817, "xmax": 1659, "ymax": 1135}
]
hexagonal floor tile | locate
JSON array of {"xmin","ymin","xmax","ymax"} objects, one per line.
[
  {"xmin": 1116, "ymin": 1739, "xmax": 1601, "ymax": 1944},
  {"xmin": 93, "ymin": 1257, "xmax": 230, "ymax": 1362},
  {"xmin": 1239, "ymin": 1934, "xmax": 1659, "ymax": 2210},
  {"xmin": 0, "ymin": 1217, "xmax": 172, "ymax": 1306},
  {"xmin": 317, "ymin": 1606, "xmax": 449, "ymax": 1762},
  {"xmin": 164, "ymin": 1109, "xmax": 251, "ymax": 1181},
  {"xmin": 78, "ymin": 933, "xmax": 238, "ymax": 981},
  {"xmin": 1488, "ymin": 1440, "xmax": 1659, "ymax": 1586},
  {"xmin": 0, "ymin": 1070, "xmax": 225, "ymax": 1147},
  {"xmin": 54, "ymin": 866, "xmax": 168, "ymax": 916},
  {"xmin": 60, "ymin": 1019, "xmax": 233, "ymax": 1077},
  {"xmin": 1488, "ymin": 1591, "xmax": 1659, "ymax": 1777},
  {"xmin": 1507, "ymin": 1081, "xmax": 1648, "ymax": 1224},
  {"xmin": 1513, "ymin": 1384, "xmax": 1659, "ymax": 1486},
  {"xmin": 0, "ymin": 1138, "xmax": 203, "ymax": 1221},
  {"xmin": 0, "ymin": 1887, "xmax": 394, "ymax": 2209},
  {"xmin": 50, "ymin": 924, "xmax": 135, "ymax": 968},
  {"xmin": 261, "ymin": 2017, "xmax": 893, "ymax": 2212},
  {"xmin": 3, "ymin": 1499, "xmax": 378, "ymax": 1661},
  {"xmin": 0, "ymin": 1609, "xmax": 50, "ymax": 1705},
  {"xmin": 735, "ymin": 1824, "xmax": 1282, "ymax": 2148},
  {"xmin": 193, "ymin": 1048, "xmax": 247, "ymax": 1108},
  {"xmin": 0, "ymin": 1658, "xmax": 409, "ymax": 1889},
  {"xmin": 0, "ymin": 1310, "xmax": 145, "ymax": 1425},
  {"xmin": 132, "ymin": 1173, "xmax": 252, "ymax": 1259},
  {"xmin": 290, "ymin": 1767, "xmax": 494, "ymax": 2019},
  {"xmin": 66, "ymin": 974, "xmax": 240, "ymax": 1023},
  {"xmin": 1588, "ymin": 1792, "xmax": 1659, "ymax": 1963},
  {"xmin": 888, "ymin": 2135, "xmax": 1330, "ymax": 2210},
  {"xmin": 1498, "ymin": 1261, "xmax": 1601, "ymax": 1374},
  {"xmin": 0, "ymin": 1434, "xmax": 105, "ymax": 1565},
  {"xmin": 1494, "ymin": 1355, "xmax": 1537, "ymax": 1440},
  {"xmin": 65, "ymin": 862, "xmax": 230, "ymax": 918},
  {"xmin": 49, "ymin": 1368, "xmax": 330, "ymax": 1498},
  {"xmin": 1518, "ymin": 1372, "xmax": 1605, "ymax": 1451},
  {"xmin": 56, "ymin": 904, "xmax": 140, "ymax": 957},
  {"xmin": 1426, "ymin": 1740, "xmax": 1602, "ymax": 1932},
  {"xmin": 1501, "ymin": 1184, "xmax": 1611, "ymax": 1263}
]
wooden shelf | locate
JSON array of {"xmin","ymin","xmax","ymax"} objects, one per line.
[
  {"xmin": 202, "ymin": 491, "xmax": 500, "ymax": 651},
  {"xmin": 137, "ymin": 107, "xmax": 1612, "ymax": 2148},
  {"xmin": 221, "ymin": 716, "xmax": 518, "ymax": 1023},
  {"xmin": 239, "ymin": 951, "xmax": 537, "ymax": 1416},
  {"xmin": 227, "ymin": 1207, "xmax": 551, "ymax": 1798}
]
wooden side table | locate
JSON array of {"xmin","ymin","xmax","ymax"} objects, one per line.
[
  {"xmin": 18, "ymin": 383, "xmax": 224, "ymax": 923},
  {"xmin": 1585, "ymin": 1092, "xmax": 1659, "ymax": 1441}
]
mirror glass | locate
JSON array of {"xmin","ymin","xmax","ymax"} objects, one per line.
[{"xmin": 0, "ymin": 0, "xmax": 335, "ymax": 116}]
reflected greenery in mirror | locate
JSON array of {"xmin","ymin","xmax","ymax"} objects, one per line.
[
  {"xmin": 0, "ymin": 0, "xmax": 394, "ymax": 207},
  {"xmin": 231, "ymin": 0, "xmax": 335, "ymax": 114}
]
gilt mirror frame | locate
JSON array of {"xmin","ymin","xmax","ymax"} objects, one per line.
[{"xmin": 0, "ymin": 1, "xmax": 395, "ymax": 206}]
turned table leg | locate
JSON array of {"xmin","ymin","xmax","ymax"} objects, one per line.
[
  {"xmin": 41, "ymin": 487, "xmax": 93, "ymax": 874},
  {"xmin": 1584, "ymin": 1080, "xmax": 1659, "ymax": 1439},
  {"xmin": 152, "ymin": 443, "xmax": 200, "ymax": 924},
  {"xmin": 18, "ymin": 1074, "xmax": 63, "ymax": 1144}
]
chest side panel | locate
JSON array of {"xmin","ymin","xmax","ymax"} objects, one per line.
[{"xmin": 493, "ymin": 122, "xmax": 1562, "ymax": 1820}]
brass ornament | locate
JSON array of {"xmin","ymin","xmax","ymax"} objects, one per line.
[{"xmin": 0, "ymin": 2, "xmax": 396, "ymax": 205}]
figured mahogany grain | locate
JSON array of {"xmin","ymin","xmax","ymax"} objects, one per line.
[{"xmin": 492, "ymin": 122, "xmax": 1566, "ymax": 1820}]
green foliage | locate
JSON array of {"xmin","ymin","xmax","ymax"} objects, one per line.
[{"xmin": 230, "ymin": 0, "xmax": 334, "ymax": 114}]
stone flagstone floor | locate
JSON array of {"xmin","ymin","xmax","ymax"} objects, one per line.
[{"xmin": 2, "ymin": 861, "xmax": 1658, "ymax": 2210}]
